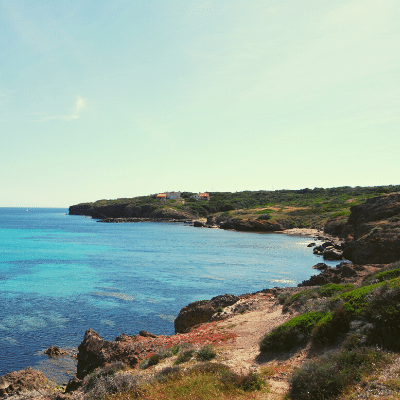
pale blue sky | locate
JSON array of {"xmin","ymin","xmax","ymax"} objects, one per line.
[{"xmin": 1, "ymin": 0, "xmax": 399, "ymax": 207}]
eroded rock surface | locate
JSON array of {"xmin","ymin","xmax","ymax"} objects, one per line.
[
  {"xmin": 343, "ymin": 193, "xmax": 400, "ymax": 264},
  {"xmin": 76, "ymin": 329, "xmax": 140, "ymax": 379},
  {"xmin": 0, "ymin": 368, "xmax": 48, "ymax": 398},
  {"xmin": 219, "ymin": 218, "xmax": 284, "ymax": 232},
  {"xmin": 298, "ymin": 262, "xmax": 367, "ymax": 286},
  {"xmin": 174, "ymin": 294, "xmax": 240, "ymax": 333}
]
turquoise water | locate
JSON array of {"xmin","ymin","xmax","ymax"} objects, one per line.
[{"xmin": 0, "ymin": 208, "xmax": 337, "ymax": 380}]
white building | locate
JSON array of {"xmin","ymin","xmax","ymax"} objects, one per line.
[{"xmin": 193, "ymin": 192, "xmax": 210, "ymax": 201}]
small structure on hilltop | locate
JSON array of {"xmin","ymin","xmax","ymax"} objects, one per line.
[
  {"xmin": 193, "ymin": 192, "xmax": 210, "ymax": 201},
  {"xmin": 156, "ymin": 191, "xmax": 181, "ymax": 200}
]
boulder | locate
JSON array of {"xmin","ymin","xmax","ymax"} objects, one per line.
[
  {"xmin": 312, "ymin": 263, "xmax": 329, "ymax": 270},
  {"xmin": 323, "ymin": 248, "xmax": 343, "ymax": 261},
  {"xmin": 174, "ymin": 294, "xmax": 239, "ymax": 334},
  {"xmin": 299, "ymin": 262, "xmax": 362, "ymax": 287},
  {"xmin": 76, "ymin": 329, "xmax": 139, "ymax": 379},
  {"xmin": 0, "ymin": 368, "xmax": 47, "ymax": 397},
  {"xmin": 44, "ymin": 345, "xmax": 68, "ymax": 357}
]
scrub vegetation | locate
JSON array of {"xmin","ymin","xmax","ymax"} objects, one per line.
[
  {"xmin": 82, "ymin": 362, "xmax": 268, "ymax": 400},
  {"xmin": 259, "ymin": 261, "xmax": 400, "ymax": 399}
]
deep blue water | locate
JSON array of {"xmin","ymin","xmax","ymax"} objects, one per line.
[{"xmin": 0, "ymin": 208, "xmax": 337, "ymax": 381}]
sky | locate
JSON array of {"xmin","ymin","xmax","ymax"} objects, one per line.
[{"xmin": 0, "ymin": 0, "xmax": 399, "ymax": 207}]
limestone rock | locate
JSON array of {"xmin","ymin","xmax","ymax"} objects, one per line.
[
  {"xmin": 344, "ymin": 193, "xmax": 400, "ymax": 264},
  {"xmin": 76, "ymin": 329, "xmax": 139, "ymax": 379},
  {"xmin": 299, "ymin": 262, "xmax": 363, "ymax": 287},
  {"xmin": 219, "ymin": 218, "xmax": 283, "ymax": 232},
  {"xmin": 0, "ymin": 368, "xmax": 47, "ymax": 398},
  {"xmin": 323, "ymin": 248, "xmax": 343, "ymax": 261},
  {"xmin": 174, "ymin": 294, "xmax": 239, "ymax": 334},
  {"xmin": 44, "ymin": 345, "xmax": 68, "ymax": 357},
  {"xmin": 312, "ymin": 263, "xmax": 329, "ymax": 270}
]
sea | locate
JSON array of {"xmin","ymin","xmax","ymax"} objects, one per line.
[{"xmin": 0, "ymin": 207, "xmax": 339, "ymax": 382}]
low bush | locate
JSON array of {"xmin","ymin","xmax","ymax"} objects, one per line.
[
  {"xmin": 260, "ymin": 311, "xmax": 326, "ymax": 352},
  {"xmin": 362, "ymin": 284, "xmax": 400, "ymax": 350},
  {"xmin": 281, "ymin": 285, "xmax": 354, "ymax": 313},
  {"xmin": 83, "ymin": 362, "xmax": 142, "ymax": 399},
  {"xmin": 196, "ymin": 344, "xmax": 217, "ymax": 361},
  {"xmin": 85, "ymin": 361, "xmax": 127, "ymax": 388},
  {"xmin": 170, "ymin": 344, "xmax": 180, "ymax": 355},
  {"xmin": 139, "ymin": 353, "xmax": 160, "ymax": 370},
  {"xmin": 288, "ymin": 347, "xmax": 389, "ymax": 400},
  {"xmin": 312, "ymin": 305, "xmax": 352, "ymax": 345},
  {"xmin": 317, "ymin": 283, "xmax": 354, "ymax": 298},
  {"xmin": 174, "ymin": 349, "xmax": 195, "ymax": 365},
  {"xmin": 155, "ymin": 366, "xmax": 182, "ymax": 383},
  {"xmin": 220, "ymin": 370, "xmax": 265, "ymax": 392},
  {"xmin": 363, "ymin": 267, "xmax": 400, "ymax": 286}
]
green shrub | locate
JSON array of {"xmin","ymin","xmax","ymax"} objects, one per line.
[
  {"xmin": 260, "ymin": 311, "xmax": 326, "ymax": 352},
  {"xmin": 363, "ymin": 284, "xmax": 400, "ymax": 350},
  {"xmin": 338, "ymin": 284, "xmax": 380, "ymax": 316},
  {"xmin": 170, "ymin": 344, "xmax": 180, "ymax": 355},
  {"xmin": 317, "ymin": 283, "xmax": 354, "ymax": 298},
  {"xmin": 312, "ymin": 305, "xmax": 351, "ymax": 345},
  {"xmin": 140, "ymin": 353, "xmax": 161, "ymax": 369},
  {"xmin": 288, "ymin": 347, "xmax": 388, "ymax": 400},
  {"xmin": 196, "ymin": 345, "xmax": 217, "ymax": 361},
  {"xmin": 174, "ymin": 349, "xmax": 195, "ymax": 365},
  {"xmin": 363, "ymin": 268, "xmax": 400, "ymax": 286}
]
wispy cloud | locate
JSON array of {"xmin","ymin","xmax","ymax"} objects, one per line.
[{"xmin": 38, "ymin": 96, "xmax": 88, "ymax": 122}]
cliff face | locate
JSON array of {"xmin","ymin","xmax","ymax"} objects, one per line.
[
  {"xmin": 69, "ymin": 204, "xmax": 92, "ymax": 216},
  {"xmin": 69, "ymin": 203, "xmax": 192, "ymax": 220},
  {"xmin": 343, "ymin": 192, "xmax": 400, "ymax": 264}
]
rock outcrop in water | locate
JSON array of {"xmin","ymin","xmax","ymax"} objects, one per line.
[
  {"xmin": 298, "ymin": 262, "xmax": 368, "ymax": 286},
  {"xmin": 76, "ymin": 329, "xmax": 140, "ymax": 379}
]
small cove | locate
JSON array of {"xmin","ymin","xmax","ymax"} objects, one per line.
[{"xmin": 0, "ymin": 208, "xmax": 340, "ymax": 381}]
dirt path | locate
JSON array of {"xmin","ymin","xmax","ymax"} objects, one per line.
[{"xmin": 213, "ymin": 293, "xmax": 301, "ymax": 397}]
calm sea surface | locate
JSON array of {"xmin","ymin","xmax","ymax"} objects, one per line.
[{"xmin": 0, "ymin": 208, "xmax": 338, "ymax": 381}]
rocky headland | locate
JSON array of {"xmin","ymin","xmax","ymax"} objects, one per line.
[{"xmin": 3, "ymin": 192, "xmax": 400, "ymax": 399}]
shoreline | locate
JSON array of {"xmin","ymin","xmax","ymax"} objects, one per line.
[
  {"xmin": 1, "ymin": 224, "xmax": 342, "ymax": 388},
  {"xmin": 96, "ymin": 216, "xmax": 327, "ymax": 238}
]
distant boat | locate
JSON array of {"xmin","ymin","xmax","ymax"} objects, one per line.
[{"xmin": 26, "ymin": 209, "xmax": 29, "ymax": 212}]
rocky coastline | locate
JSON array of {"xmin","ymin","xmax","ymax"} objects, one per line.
[{"xmin": 2, "ymin": 192, "xmax": 400, "ymax": 399}]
